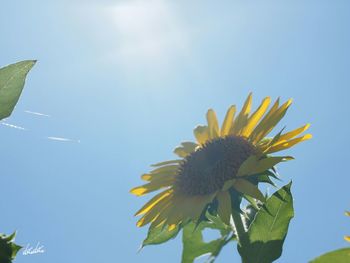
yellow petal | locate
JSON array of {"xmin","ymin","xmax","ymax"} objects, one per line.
[
  {"xmin": 168, "ymin": 224, "xmax": 177, "ymax": 231},
  {"xmin": 150, "ymin": 165, "xmax": 179, "ymax": 175},
  {"xmin": 276, "ymin": 124, "xmax": 311, "ymax": 143},
  {"xmin": 265, "ymin": 134, "xmax": 312, "ymax": 154},
  {"xmin": 221, "ymin": 105, "xmax": 236, "ymax": 136},
  {"xmin": 241, "ymin": 97, "xmax": 271, "ymax": 138},
  {"xmin": 130, "ymin": 179, "xmax": 173, "ymax": 196},
  {"xmin": 233, "ymin": 179, "xmax": 265, "ymax": 202},
  {"xmin": 134, "ymin": 190, "xmax": 173, "ymax": 216},
  {"xmin": 231, "ymin": 93, "xmax": 253, "ymax": 135},
  {"xmin": 258, "ymin": 127, "xmax": 285, "ymax": 153},
  {"xmin": 345, "ymin": 211, "xmax": 350, "ymax": 217},
  {"xmin": 148, "ymin": 194, "xmax": 182, "ymax": 228},
  {"xmin": 136, "ymin": 195, "xmax": 171, "ymax": 227},
  {"xmin": 345, "ymin": 236, "xmax": 350, "ymax": 242},
  {"xmin": 150, "ymin": 219, "xmax": 166, "ymax": 230},
  {"xmin": 206, "ymin": 109, "xmax": 220, "ymax": 139},
  {"xmin": 151, "ymin": 159, "xmax": 182, "ymax": 167},
  {"xmin": 150, "ymin": 203, "xmax": 173, "ymax": 229},
  {"xmin": 174, "ymin": 142, "xmax": 198, "ymax": 158},
  {"xmin": 142, "ymin": 164, "xmax": 179, "ymax": 181},
  {"xmin": 141, "ymin": 170, "xmax": 177, "ymax": 181},
  {"xmin": 256, "ymin": 137, "xmax": 272, "ymax": 150},
  {"xmin": 162, "ymin": 196, "xmax": 187, "ymax": 226},
  {"xmin": 249, "ymin": 98, "xmax": 280, "ymax": 143},
  {"xmin": 237, "ymin": 155, "xmax": 293, "ymax": 177},
  {"xmin": 252, "ymin": 99, "xmax": 292, "ymax": 143},
  {"xmin": 193, "ymin": 125, "xmax": 210, "ymax": 145},
  {"xmin": 173, "ymin": 148, "xmax": 188, "ymax": 158},
  {"xmin": 141, "ymin": 174, "xmax": 152, "ymax": 181},
  {"xmin": 136, "ymin": 211, "xmax": 160, "ymax": 227},
  {"xmin": 217, "ymin": 191, "xmax": 232, "ymax": 225},
  {"xmin": 241, "ymin": 93, "xmax": 253, "ymax": 116}
]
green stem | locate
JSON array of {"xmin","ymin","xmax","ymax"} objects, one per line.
[{"xmin": 231, "ymin": 210, "xmax": 247, "ymax": 246}]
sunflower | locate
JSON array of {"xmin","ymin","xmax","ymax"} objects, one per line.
[{"xmin": 131, "ymin": 93, "xmax": 311, "ymax": 231}]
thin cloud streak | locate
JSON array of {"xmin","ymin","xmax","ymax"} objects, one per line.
[
  {"xmin": 24, "ymin": 110, "xmax": 51, "ymax": 117},
  {"xmin": 1, "ymin": 122, "xmax": 27, "ymax": 131},
  {"xmin": 47, "ymin": 136, "xmax": 81, "ymax": 143}
]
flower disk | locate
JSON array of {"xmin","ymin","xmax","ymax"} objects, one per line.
[{"xmin": 176, "ymin": 136, "xmax": 257, "ymax": 196}]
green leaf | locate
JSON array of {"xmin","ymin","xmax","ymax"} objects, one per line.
[
  {"xmin": 0, "ymin": 232, "xmax": 22, "ymax": 263},
  {"xmin": 234, "ymin": 179, "xmax": 266, "ymax": 202},
  {"xmin": 205, "ymin": 212, "xmax": 231, "ymax": 235},
  {"xmin": 244, "ymin": 194, "xmax": 260, "ymax": 211},
  {"xmin": 237, "ymin": 155, "xmax": 293, "ymax": 177},
  {"xmin": 244, "ymin": 200, "xmax": 261, "ymax": 228},
  {"xmin": 238, "ymin": 182, "xmax": 294, "ymax": 263},
  {"xmin": 141, "ymin": 224, "xmax": 181, "ymax": 248},
  {"xmin": 181, "ymin": 220, "xmax": 232, "ymax": 263},
  {"xmin": 309, "ymin": 248, "xmax": 350, "ymax": 263},
  {"xmin": 0, "ymin": 60, "xmax": 36, "ymax": 120},
  {"xmin": 255, "ymin": 173, "xmax": 276, "ymax": 186}
]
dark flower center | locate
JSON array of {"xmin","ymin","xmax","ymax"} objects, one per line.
[{"xmin": 175, "ymin": 136, "xmax": 256, "ymax": 196}]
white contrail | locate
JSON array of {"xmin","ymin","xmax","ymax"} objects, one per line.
[
  {"xmin": 1, "ymin": 122, "xmax": 27, "ymax": 130},
  {"xmin": 24, "ymin": 110, "xmax": 51, "ymax": 117},
  {"xmin": 47, "ymin": 136, "xmax": 80, "ymax": 143}
]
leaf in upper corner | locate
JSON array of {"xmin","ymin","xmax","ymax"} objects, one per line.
[
  {"xmin": 0, "ymin": 60, "xmax": 36, "ymax": 120},
  {"xmin": 309, "ymin": 248, "xmax": 350, "ymax": 263},
  {"xmin": 0, "ymin": 232, "xmax": 22, "ymax": 263},
  {"xmin": 238, "ymin": 182, "xmax": 294, "ymax": 263},
  {"xmin": 141, "ymin": 224, "xmax": 181, "ymax": 248}
]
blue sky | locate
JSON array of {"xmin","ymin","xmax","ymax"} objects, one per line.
[{"xmin": 1, "ymin": 0, "xmax": 350, "ymax": 262}]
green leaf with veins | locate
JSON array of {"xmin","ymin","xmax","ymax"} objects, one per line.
[
  {"xmin": 0, "ymin": 60, "xmax": 36, "ymax": 120},
  {"xmin": 181, "ymin": 215, "xmax": 234, "ymax": 263},
  {"xmin": 141, "ymin": 224, "xmax": 181, "ymax": 248},
  {"xmin": 0, "ymin": 60, "xmax": 35, "ymax": 262},
  {"xmin": 205, "ymin": 212, "xmax": 231, "ymax": 235},
  {"xmin": 238, "ymin": 182, "xmax": 294, "ymax": 263}
]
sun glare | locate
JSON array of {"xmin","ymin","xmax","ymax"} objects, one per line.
[{"xmin": 110, "ymin": 0, "xmax": 189, "ymax": 62}]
